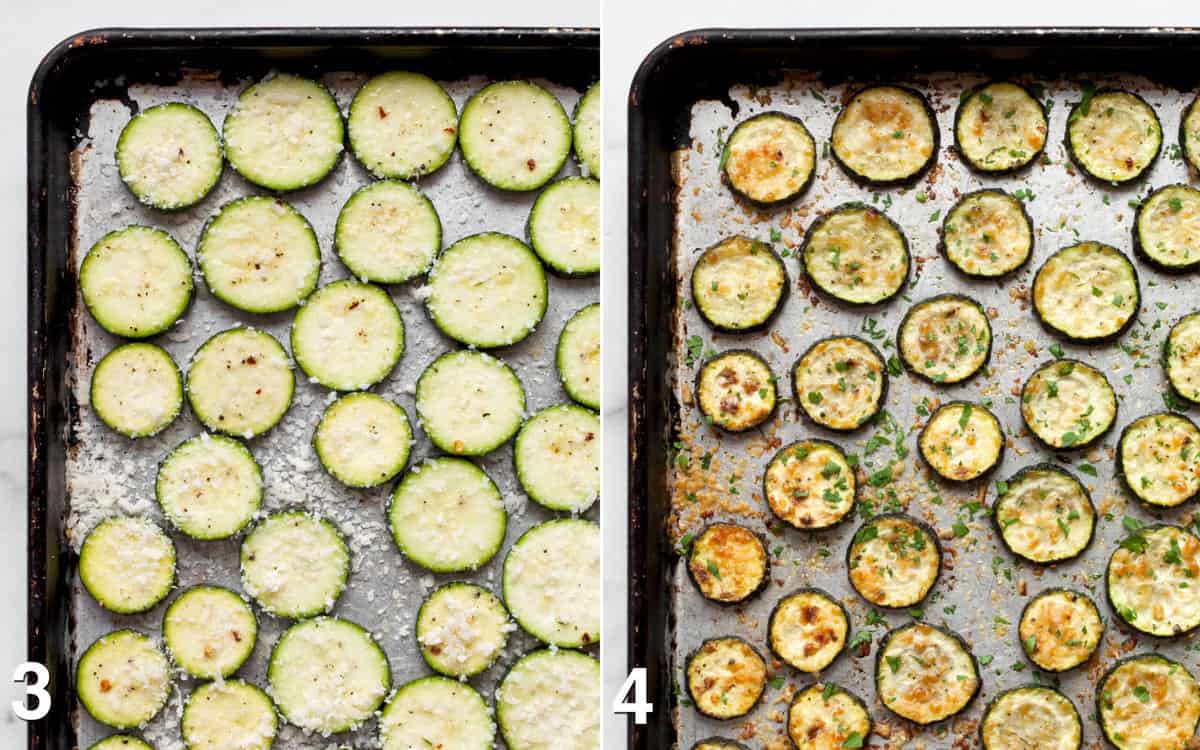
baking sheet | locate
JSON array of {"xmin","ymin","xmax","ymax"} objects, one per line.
[
  {"xmin": 67, "ymin": 72, "xmax": 598, "ymax": 749},
  {"xmin": 669, "ymin": 73, "xmax": 1200, "ymax": 749}
]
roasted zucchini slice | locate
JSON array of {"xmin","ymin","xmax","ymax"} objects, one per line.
[
  {"xmin": 503, "ymin": 519, "xmax": 600, "ymax": 648},
  {"xmin": 415, "ymin": 582, "xmax": 510, "ymax": 678},
  {"xmin": 116, "ymin": 102, "xmax": 222, "ymax": 210},
  {"xmin": 527, "ymin": 176, "xmax": 600, "ymax": 276},
  {"xmin": 91, "ymin": 343, "xmax": 183, "ymax": 439},
  {"xmin": 685, "ymin": 523, "xmax": 768, "ymax": 605},
  {"xmin": 691, "ymin": 236, "xmax": 788, "ymax": 332},
  {"xmin": 800, "ymin": 203, "xmax": 910, "ymax": 305},
  {"xmin": 830, "ymin": 85, "xmax": 938, "ymax": 185},
  {"xmin": 918, "ymin": 401, "xmax": 1004, "ymax": 482},
  {"xmin": 767, "ymin": 588, "xmax": 849, "ymax": 673},
  {"xmin": 939, "ymin": 189, "xmax": 1034, "ymax": 278},
  {"xmin": 847, "ymin": 513, "xmax": 941, "ymax": 609},
  {"xmin": 1133, "ymin": 184, "xmax": 1200, "ymax": 271},
  {"xmin": 1165, "ymin": 312, "xmax": 1200, "ymax": 405},
  {"xmin": 1066, "ymin": 89, "xmax": 1161, "ymax": 184},
  {"xmin": 792, "ymin": 336, "xmax": 887, "ymax": 431},
  {"xmin": 573, "ymin": 81, "xmax": 600, "ymax": 178},
  {"xmin": 692, "ymin": 740, "xmax": 748, "ymax": 750},
  {"xmin": 787, "ymin": 683, "xmax": 871, "ymax": 750},
  {"xmin": 897, "ymin": 294, "xmax": 992, "ymax": 384},
  {"xmin": 88, "ymin": 738, "xmax": 154, "ymax": 750},
  {"xmin": 1020, "ymin": 359, "xmax": 1117, "ymax": 451},
  {"xmin": 79, "ymin": 226, "xmax": 193, "ymax": 339},
  {"xmin": 1097, "ymin": 653, "xmax": 1200, "ymax": 750},
  {"xmin": 459, "ymin": 80, "xmax": 571, "ymax": 192},
  {"xmin": 876, "ymin": 622, "xmax": 979, "ymax": 725},
  {"xmin": 721, "ymin": 111, "xmax": 816, "ymax": 206},
  {"xmin": 1183, "ymin": 95, "xmax": 1200, "ymax": 172},
  {"xmin": 980, "ymin": 686, "xmax": 1082, "ymax": 750},
  {"xmin": 1118, "ymin": 412, "xmax": 1200, "ymax": 508},
  {"xmin": 695, "ymin": 350, "xmax": 777, "ymax": 432},
  {"xmin": 346, "ymin": 71, "xmax": 458, "ymax": 181},
  {"xmin": 79, "ymin": 516, "xmax": 176, "ymax": 615},
  {"xmin": 955, "ymin": 81, "xmax": 1048, "ymax": 173},
  {"xmin": 380, "ymin": 676, "xmax": 494, "ymax": 750},
  {"xmin": 685, "ymin": 636, "xmax": 767, "ymax": 720},
  {"xmin": 1108, "ymin": 523, "xmax": 1200, "ymax": 636},
  {"xmin": 1032, "ymin": 242, "xmax": 1139, "ymax": 342},
  {"xmin": 762, "ymin": 439, "xmax": 856, "ymax": 531},
  {"xmin": 181, "ymin": 680, "xmax": 277, "ymax": 750},
  {"xmin": 1018, "ymin": 588, "xmax": 1103, "ymax": 672},
  {"xmin": 163, "ymin": 585, "xmax": 257, "ymax": 680},
  {"xmin": 993, "ymin": 463, "xmax": 1096, "ymax": 564},
  {"xmin": 76, "ymin": 630, "xmax": 171, "ymax": 730},
  {"xmin": 496, "ymin": 649, "xmax": 600, "ymax": 750}
]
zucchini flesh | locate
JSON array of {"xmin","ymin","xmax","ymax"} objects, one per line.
[
  {"xmin": 380, "ymin": 676, "xmax": 495, "ymax": 750},
  {"xmin": 686, "ymin": 523, "xmax": 768, "ymax": 604},
  {"xmin": 685, "ymin": 637, "xmax": 766, "ymax": 720},
  {"xmin": 897, "ymin": 294, "xmax": 991, "ymax": 384},
  {"xmin": 186, "ymin": 327, "xmax": 294, "ymax": 439},
  {"xmin": 514, "ymin": 403, "xmax": 600, "ymax": 512},
  {"xmin": 556, "ymin": 303, "xmax": 600, "ymax": 410},
  {"xmin": 334, "ymin": 180, "xmax": 441, "ymax": 284},
  {"xmin": 722, "ymin": 111, "xmax": 815, "ymax": 205},
  {"xmin": 116, "ymin": 102, "xmax": 222, "ymax": 210},
  {"xmin": 1108, "ymin": 524, "xmax": 1200, "ymax": 636},
  {"xmin": 156, "ymin": 433, "xmax": 262, "ymax": 540},
  {"xmin": 459, "ymin": 80, "xmax": 571, "ymax": 192},
  {"xmin": 79, "ymin": 516, "xmax": 175, "ymax": 615},
  {"xmin": 1066, "ymin": 90, "xmax": 1161, "ymax": 184},
  {"xmin": 163, "ymin": 585, "xmax": 257, "ymax": 679},
  {"xmin": 787, "ymin": 684, "xmax": 871, "ymax": 750},
  {"xmin": 801, "ymin": 204, "xmax": 909, "ymax": 305},
  {"xmin": 768, "ymin": 589, "xmax": 848, "ymax": 673},
  {"xmin": 696, "ymin": 350, "xmax": 777, "ymax": 432},
  {"xmin": 181, "ymin": 680, "xmax": 277, "ymax": 750},
  {"xmin": 793, "ymin": 336, "xmax": 886, "ymax": 431},
  {"xmin": 1018, "ymin": 588, "xmax": 1102, "ymax": 672},
  {"xmin": 239, "ymin": 512, "xmax": 348, "ymax": 619},
  {"xmin": 876, "ymin": 623, "xmax": 978, "ymax": 725},
  {"xmin": 416, "ymin": 582, "xmax": 511, "ymax": 678},
  {"xmin": 503, "ymin": 519, "xmax": 600, "ymax": 648},
  {"xmin": 1118, "ymin": 412, "xmax": 1200, "ymax": 507},
  {"xmin": 955, "ymin": 82, "xmax": 1047, "ymax": 172},
  {"xmin": 1032, "ymin": 242, "xmax": 1139, "ymax": 342},
  {"xmin": 573, "ymin": 81, "xmax": 601, "ymax": 178},
  {"xmin": 691, "ymin": 236, "xmax": 787, "ymax": 332},
  {"xmin": 980, "ymin": 686, "xmax": 1081, "ymax": 750},
  {"xmin": 1184, "ymin": 95, "xmax": 1200, "ymax": 172},
  {"xmin": 347, "ymin": 71, "xmax": 458, "ymax": 180},
  {"xmin": 415, "ymin": 350, "xmax": 526, "ymax": 456},
  {"xmin": 693, "ymin": 741, "xmax": 749, "ymax": 750},
  {"xmin": 290, "ymin": 279, "xmax": 404, "ymax": 391},
  {"xmin": 993, "ymin": 464, "xmax": 1095, "ymax": 564},
  {"xmin": 1166, "ymin": 312, "xmax": 1200, "ymax": 404},
  {"xmin": 831, "ymin": 85, "xmax": 937, "ymax": 185},
  {"xmin": 313, "ymin": 392, "xmax": 412, "ymax": 488},
  {"xmin": 1098, "ymin": 654, "xmax": 1200, "ymax": 750},
  {"xmin": 763, "ymin": 440, "xmax": 856, "ymax": 530},
  {"xmin": 496, "ymin": 649, "xmax": 600, "ymax": 750},
  {"xmin": 91, "ymin": 343, "xmax": 182, "ymax": 438},
  {"xmin": 76, "ymin": 630, "xmax": 171, "ymax": 730},
  {"xmin": 940, "ymin": 189, "xmax": 1033, "ymax": 278},
  {"xmin": 918, "ymin": 401, "xmax": 1003, "ymax": 481},
  {"xmin": 88, "ymin": 738, "xmax": 154, "ymax": 750},
  {"xmin": 1134, "ymin": 183, "xmax": 1200, "ymax": 270},
  {"xmin": 527, "ymin": 177, "xmax": 600, "ymax": 276},
  {"xmin": 848, "ymin": 514, "xmax": 940, "ymax": 608},
  {"xmin": 1020, "ymin": 359, "xmax": 1116, "ymax": 451},
  {"xmin": 80, "ymin": 226, "xmax": 193, "ymax": 338}
]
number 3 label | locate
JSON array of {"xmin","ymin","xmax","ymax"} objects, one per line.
[{"xmin": 12, "ymin": 663, "xmax": 50, "ymax": 721}]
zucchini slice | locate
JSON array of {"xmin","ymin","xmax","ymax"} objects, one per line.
[
  {"xmin": 685, "ymin": 522, "xmax": 768, "ymax": 604},
  {"xmin": 416, "ymin": 582, "xmax": 511, "ymax": 678},
  {"xmin": 787, "ymin": 683, "xmax": 871, "ymax": 750},
  {"xmin": 792, "ymin": 336, "xmax": 887, "ymax": 431},
  {"xmin": 181, "ymin": 680, "xmax": 277, "ymax": 750},
  {"xmin": 313, "ymin": 392, "xmax": 412, "ymax": 488},
  {"xmin": 800, "ymin": 203, "xmax": 910, "ymax": 306},
  {"xmin": 955, "ymin": 82, "xmax": 1048, "ymax": 173},
  {"xmin": 80, "ymin": 516, "xmax": 175, "ymax": 614},
  {"xmin": 163, "ymin": 585, "xmax": 257, "ymax": 679},
  {"xmin": 695, "ymin": 350, "xmax": 777, "ymax": 432},
  {"xmin": 876, "ymin": 622, "xmax": 979, "ymax": 725},
  {"xmin": 573, "ymin": 81, "xmax": 601, "ymax": 178},
  {"xmin": 940, "ymin": 189, "xmax": 1034, "ymax": 278},
  {"xmin": 90, "ymin": 343, "xmax": 182, "ymax": 438},
  {"xmin": 347, "ymin": 71, "xmax": 458, "ymax": 180},
  {"xmin": 380, "ymin": 676, "xmax": 494, "ymax": 750},
  {"xmin": 223, "ymin": 74, "xmax": 344, "ymax": 192},
  {"xmin": 897, "ymin": 294, "xmax": 992, "ymax": 384},
  {"xmin": 503, "ymin": 518, "xmax": 600, "ymax": 648},
  {"xmin": 831, "ymin": 85, "xmax": 938, "ymax": 185},
  {"xmin": 186, "ymin": 327, "xmax": 294, "ymax": 439},
  {"xmin": 88, "ymin": 738, "xmax": 154, "ymax": 750},
  {"xmin": 1018, "ymin": 588, "xmax": 1102, "ymax": 672},
  {"xmin": 685, "ymin": 636, "xmax": 767, "ymax": 720},
  {"xmin": 116, "ymin": 102, "xmax": 222, "ymax": 210},
  {"xmin": 290, "ymin": 279, "xmax": 404, "ymax": 391},
  {"xmin": 1020, "ymin": 359, "xmax": 1117, "ymax": 451},
  {"xmin": 496, "ymin": 649, "xmax": 600, "ymax": 750},
  {"xmin": 1107, "ymin": 523, "xmax": 1200, "ymax": 636},
  {"xmin": 980, "ymin": 686, "xmax": 1082, "ymax": 750},
  {"xmin": 76, "ymin": 630, "xmax": 171, "ymax": 730},
  {"xmin": 1184, "ymin": 95, "xmax": 1200, "ymax": 172},
  {"xmin": 691, "ymin": 235, "xmax": 788, "ymax": 332},
  {"xmin": 459, "ymin": 80, "xmax": 571, "ymax": 192},
  {"xmin": 721, "ymin": 111, "xmax": 816, "ymax": 206},
  {"xmin": 268, "ymin": 617, "xmax": 390, "ymax": 734},
  {"xmin": 239, "ymin": 511, "xmax": 349, "ymax": 619},
  {"xmin": 692, "ymin": 740, "xmax": 748, "ymax": 750},
  {"xmin": 156, "ymin": 433, "xmax": 262, "ymax": 540},
  {"xmin": 1066, "ymin": 89, "xmax": 1161, "ymax": 184},
  {"xmin": 80, "ymin": 226, "xmax": 193, "ymax": 338},
  {"xmin": 847, "ymin": 513, "xmax": 941, "ymax": 609},
  {"xmin": 425, "ymin": 232, "xmax": 548, "ymax": 348},
  {"xmin": 918, "ymin": 401, "xmax": 1004, "ymax": 482},
  {"xmin": 1118, "ymin": 412, "xmax": 1200, "ymax": 508},
  {"xmin": 557, "ymin": 303, "xmax": 600, "ymax": 410},
  {"xmin": 514, "ymin": 403, "xmax": 600, "ymax": 512},
  {"xmin": 527, "ymin": 176, "xmax": 601, "ymax": 276},
  {"xmin": 1032, "ymin": 241, "xmax": 1139, "ymax": 342},
  {"xmin": 415, "ymin": 350, "xmax": 526, "ymax": 456},
  {"xmin": 334, "ymin": 180, "xmax": 441, "ymax": 284},
  {"xmin": 762, "ymin": 439, "xmax": 856, "ymax": 531},
  {"xmin": 388, "ymin": 457, "xmax": 507, "ymax": 573},
  {"xmin": 993, "ymin": 464, "xmax": 1096, "ymax": 564},
  {"xmin": 1097, "ymin": 653, "xmax": 1200, "ymax": 750},
  {"xmin": 1165, "ymin": 312, "xmax": 1200, "ymax": 405},
  {"xmin": 768, "ymin": 588, "xmax": 849, "ymax": 673},
  {"xmin": 197, "ymin": 196, "xmax": 320, "ymax": 314},
  {"xmin": 1134, "ymin": 184, "xmax": 1200, "ymax": 271}
]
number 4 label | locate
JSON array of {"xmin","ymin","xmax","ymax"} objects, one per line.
[
  {"xmin": 611, "ymin": 667, "xmax": 653, "ymax": 724},
  {"xmin": 12, "ymin": 663, "xmax": 50, "ymax": 721}
]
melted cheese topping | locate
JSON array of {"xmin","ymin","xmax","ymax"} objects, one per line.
[
  {"xmin": 1021, "ymin": 359, "xmax": 1116, "ymax": 449},
  {"xmin": 503, "ymin": 519, "xmax": 600, "ymax": 647},
  {"xmin": 380, "ymin": 678, "xmax": 494, "ymax": 750},
  {"xmin": 794, "ymin": 337, "xmax": 885, "ymax": 430},
  {"xmin": 417, "ymin": 584, "xmax": 511, "ymax": 677},
  {"xmin": 919, "ymin": 402, "xmax": 1002, "ymax": 481},
  {"xmin": 415, "ymin": 350, "xmax": 525, "ymax": 455},
  {"xmin": 557, "ymin": 303, "xmax": 600, "ymax": 409},
  {"xmin": 1018, "ymin": 589, "xmax": 1102, "ymax": 672},
  {"xmin": 76, "ymin": 630, "xmax": 171, "ymax": 729},
  {"xmin": 686, "ymin": 638, "xmax": 766, "ymax": 719},
  {"xmin": 769, "ymin": 591, "xmax": 848, "ymax": 672},
  {"xmin": 995, "ymin": 466, "xmax": 1095, "ymax": 563},
  {"xmin": 688, "ymin": 523, "xmax": 767, "ymax": 603},
  {"xmin": 1067, "ymin": 91, "xmax": 1161, "ymax": 182},
  {"xmin": 515, "ymin": 404, "xmax": 600, "ymax": 513},
  {"xmin": 848, "ymin": 515, "xmax": 940, "ymax": 608},
  {"xmin": 157, "ymin": 434, "xmax": 261, "ymax": 539},
  {"xmin": 1138, "ymin": 184, "xmax": 1200, "ymax": 267},
  {"xmin": 164, "ymin": 587, "xmax": 257, "ymax": 679},
  {"xmin": 899, "ymin": 296, "xmax": 991, "ymax": 383},
  {"xmin": 697, "ymin": 352, "xmax": 776, "ymax": 431},
  {"xmin": 956, "ymin": 82, "xmax": 1047, "ymax": 171},
  {"xmin": 763, "ymin": 441, "xmax": 856, "ymax": 530},
  {"xmin": 186, "ymin": 328, "xmax": 293, "ymax": 439},
  {"xmin": 91, "ymin": 737, "xmax": 154, "ymax": 750},
  {"xmin": 1099, "ymin": 655, "xmax": 1200, "ymax": 750},
  {"xmin": 1167, "ymin": 313, "xmax": 1200, "ymax": 403},
  {"xmin": 803, "ymin": 206, "xmax": 909, "ymax": 304},
  {"xmin": 459, "ymin": 80, "xmax": 571, "ymax": 191},
  {"xmin": 347, "ymin": 71, "xmax": 458, "ymax": 180},
  {"xmin": 92, "ymin": 344, "xmax": 182, "ymax": 438},
  {"xmin": 314, "ymin": 393, "xmax": 411, "ymax": 488},
  {"xmin": 1033, "ymin": 242, "xmax": 1138, "ymax": 341},
  {"xmin": 1185, "ymin": 98, "xmax": 1200, "ymax": 170},
  {"xmin": 240, "ymin": 513, "xmax": 348, "ymax": 618},
  {"xmin": 1108, "ymin": 525, "xmax": 1200, "ymax": 636},
  {"xmin": 117, "ymin": 103, "xmax": 222, "ymax": 209},
  {"xmin": 574, "ymin": 82, "xmax": 601, "ymax": 177},
  {"xmin": 1119, "ymin": 413, "xmax": 1200, "ymax": 507},
  {"xmin": 334, "ymin": 180, "xmax": 441, "ymax": 284},
  {"xmin": 724, "ymin": 112, "xmax": 815, "ymax": 203},
  {"xmin": 529, "ymin": 177, "xmax": 601, "ymax": 274},
  {"xmin": 79, "ymin": 517, "xmax": 175, "ymax": 614},
  {"xmin": 496, "ymin": 650, "xmax": 600, "ymax": 750},
  {"xmin": 182, "ymin": 681, "xmax": 277, "ymax": 750},
  {"xmin": 692, "ymin": 236, "xmax": 786, "ymax": 330},
  {"xmin": 80, "ymin": 226, "xmax": 192, "ymax": 338},
  {"xmin": 832, "ymin": 86, "xmax": 936, "ymax": 182},
  {"xmin": 980, "ymin": 687, "xmax": 1080, "ymax": 750},
  {"xmin": 291, "ymin": 281, "xmax": 404, "ymax": 391},
  {"xmin": 694, "ymin": 742, "xmax": 746, "ymax": 750},
  {"xmin": 787, "ymin": 685, "xmax": 870, "ymax": 750},
  {"xmin": 877, "ymin": 624, "xmax": 978, "ymax": 724}
]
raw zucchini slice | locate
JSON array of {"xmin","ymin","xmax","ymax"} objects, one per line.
[
  {"xmin": 691, "ymin": 235, "xmax": 788, "ymax": 332},
  {"xmin": 1118, "ymin": 412, "xmax": 1200, "ymax": 507},
  {"xmin": 90, "ymin": 343, "xmax": 182, "ymax": 438},
  {"xmin": 993, "ymin": 463, "xmax": 1096, "ymax": 564},
  {"xmin": 347, "ymin": 71, "xmax": 458, "ymax": 180},
  {"xmin": 800, "ymin": 203, "xmax": 910, "ymax": 305},
  {"xmin": 1020, "ymin": 359, "xmax": 1117, "ymax": 451},
  {"xmin": 186, "ymin": 327, "xmax": 294, "ymax": 439},
  {"xmin": 1108, "ymin": 523, "xmax": 1200, "ymax": 636},
  {"xmin": 334, "ymin": 180, "xmax": 441, "ymax": 284},
  {"xmin": 76, "ymin": 630, "xmax": 171, "ymax": 730},
  {"xmin": 415, "ymin": 350, "xmax": 525, "ymax": 456},
  {"xmin": 692, "ymin": 740, "xmax": 748, "ymax": 750},
  {"xmin": 695, "ymin": 350, "xmax": 777, "ymax": 432},
  {"xmin": 290, "ymin": 280, "xmax": 404, "ymax": 391},
  {"xmin": 503, "ymin": 519, "xmax": 600, "ymax": 648},
  {"xmin": 1184, "ymin": 95, "xmax": 1200, "ymax": 172},
  {"xmin": 496, "ymin": 649, "xmax": 600, "ymax": 750},
  {"xmin": 685, "ymin": 523, "xmax": 768, "ymax": 604},
  {"xmin": 459, "ymin": 80, "xmax": 571, "ymax": 192},
  {"xmin": 88, "ymin": 738, "xmax": 154, "ymax": 750},
  {"xmin": 685, "ymin": 637, "xmax": 766, "ymax": 720},
  {"xmin": 181, "ymin": 680, "xmax": 277, "ymax": 750},
  {"xmin": 388, "ymin": 458, "xmax": 506, "ymax": 573},
  {"xmin": 425, "ymin": 232, "xmax": 548, "ymax": 347},
  {"xmin": 573, "ymin": 81, "xmax": 600, "ymax": 178},
  {"xmin": 1134, "ymin": 183, "xmax": 1200, "ymax": 271},
  {"xmin": 514, "ymin": 403, "xmax": 599, "ymax": 512},
  {"xmin": 1018, "ymin": 588, "xmax": 1102, "ymax": 672},
  {"xmin": 416, "ymin": 582, "xmax": 511, "ymax": 678},
  {"xmin": 80, "ymin": 226, "xmax": 193, "ymax": 338},
  {"xmin": 940, "ymin": 189, "xmax": 1034, "ymax": 278},
  {"xmin": 831, "ymin": 85, "xmax": 938, "ymax": 185},
  {"xmin": 1032, "ymin": 241, "xmax": 1139, "ymax": 342},
  {"xmin": 955, "ymin": 82, "xmax": 1048, "ymax": 173},
  {"xmin": 787, "ymin": 683, "xmax": 871, "ymax": 750},
  {"xmin": 239, "ymin": 511, "xmax": 349, "ymax": 619},
  {"xmin": 527, "ymin": 177, "xmax": 600, "ymax": 276},
  {"xmin": 721, "ymin": 111, "xmax": 816, "ymax": 206},
  {"xmin": 1097, "ymin": 653, "xmax": 1200, "ymax": 750},
  {"xmin": 876, "ymin": 623, "xmax": 979, "ymax": 725},
  {"xmin": 380, "ymin": 676, "xmax": 494, "ymax": 750},
  {"xmin": 268, "ymin": 617, "xmax": 390, "ymax": 734},
  {"xmin": 1166, "ymin": 312, "xmax": 1200, "ymax": 405},
  {"xmin": 197, "ymin": 196, "xmax": 320, "ymax": 314},
  {"xmin": 223, "ymin": 74, "xmax": 344, "ymax": 192},
  {"xmin": 980, "ymin": 686, "xmax": 1081, "ymax": 750},
  {"xmin": 793, "ymin": 336, "xmax": 887, "ymax": 431},
  {"xmin": 116, "ymin": 102, "xmax": 222, "ymax": 210},
  {"xmin": 313, "ymin": 392, "xmax": 412, "ymax": 488},
  {"xmin": 847, "ymin": 513, "xmax": 941, "ymax": 609},
  {"xmin": 768, "ymin": 589, "xmax": 849, "ymax": 673},
  {"xmin": 1066, "ymin": 89, "xmax": 1161, "ymax": 184},
  {"xmin": 556, "ymin": 303, "xmax": 600, "ymax": 410},
  {"xmin": 79, "ymin": 516, "xmax": 175, "ymax": 615},
  {"xmin": 156, "ymin": 433, "xmax": 262, "ymax": 540},
  {"xmin": 897, "ymin": 294, "xmax": 992, "ymax": 384},
  {"xmin": 918, "ymin": 401, "xmax": 1004, "ymax": 482},
  {"xmin": 163, "ymin": 585, "xmax": 257, "ymax": 679},
  {"xmin": 762, "ymin": 439, "xmax": 856, "ymax": 531}
]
